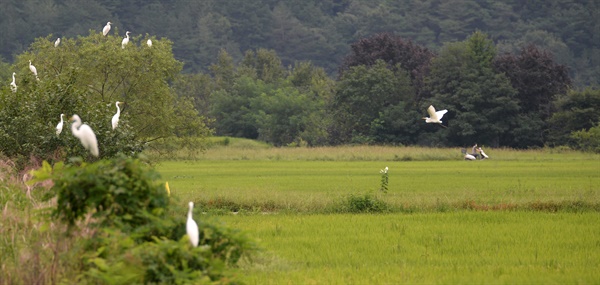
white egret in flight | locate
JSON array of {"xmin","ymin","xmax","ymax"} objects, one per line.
[
  {"xmin": 54, "ymin": 38, "xmax": 60, "ymax": 47},
  {"xmin": 56, "ymin": 114, "xmax": 65, "ymax": 136},
  {"xmin": 147, "ymin": 39, "xmax": 152, "ymax": 47},
  {"xmin": 186, "ymin": 201, "xmax": 199, "ymax": 247},
  {"xmin": 10, "ymin": 72, "xmax": 17, "ymax": 93},
  {"xmin": 112, "ymin": 101, "xmax": 124, "ymax": 129},
  {"xmin": 102, "ymin": 22, "xmax": 112, "ymax": 36},
  {"xmin": 70, "ymin": 114, "xmax": 99, "ymax": 157},
  {"xmin": 423, "ymin": 105, "xmax": 448, "ymax": 125},
  {"xmin": 121, "ymin": 31, "xmax": 130, "ymax": 49},
  {"xmin": 29, "ymin": 60, "xmax": 39, "ymax": 81}
]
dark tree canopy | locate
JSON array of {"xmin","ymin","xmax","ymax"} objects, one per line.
[
  {"xmin": 339, "ymin": 33, "xmax": 435, "ymax": 101},
  {"xmin": 494, "ymin": 44, "xmax": 572, "ymax": 119}
]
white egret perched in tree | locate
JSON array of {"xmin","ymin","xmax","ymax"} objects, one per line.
[
  {"xmin": 70, "ymin": 114, "xmax": 99, "ymax": 157},
  {"xmin": 186, "ymin": 201, "xmax": 199, "ymax": 247},
  {"xmin": 10, "ymin": 72, "xmax": 17, "ymax": 93},
  {"xmin": 102, "ymin": 22, "xmax": 112, "ymax": 36},
  {"xmin": 147, "ymin": 39, "xmax": 152, "ymax": 47},
  {"xmin": 54, "ymin": 37, "xmax": 60, "ymax": 47},
  {"xmin": 29, "ymin": 60, "xmax": 39, "ymax": 81},
  {"xmin": 121, "ymin": 31, "xmax": 130, "ymax": 49},
  {"xmin": 112, "ymin": 101, "xmax": 124, "ymax": 129},
  {"xmin": 56, "ymin": 114, "xmax": 65, "ymax": 136},
  {"xmin": 423, "ymin": 105, "xmax": 448, "ymax": 127}
]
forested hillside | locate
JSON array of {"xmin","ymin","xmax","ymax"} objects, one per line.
[
  {"xmin": 0, "ymin": 0, "xmax": 598, "ymax": 87},
  {"xmin": 1, "ymin": 0, "xmax": 599, "ymax": 156}
]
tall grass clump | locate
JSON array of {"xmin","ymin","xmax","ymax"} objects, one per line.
[{"xmin": 1, "ymin": 154, "xmax": 254, "ymax": 284}]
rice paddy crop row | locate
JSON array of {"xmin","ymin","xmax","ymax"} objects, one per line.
[
  {"xmin": 155, "ymin": 144, "xmax": 599, "ymax": 283},
  {"xmin": 157, "ymin": 159, "xmax": 600, "ymax": 213},
  {"xmin": 218, "ymin": 212, "xmax": 600, "ymax": 284}
]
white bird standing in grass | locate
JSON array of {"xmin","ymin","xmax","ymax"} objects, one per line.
[
  {"xmin": 461, "ymin": 147, "xmax": 477, "ymax": 161},
  {"xmin": 112, "ymin": 101, "xmax": 123, "ymax": 129},
  {"xmin": 29, "ymin": 60, "xmax": 39, "ymax": 81},
  {"xmin": 56, "ymin": 114, "xmax": 65, "ymax": 136},
  {"xmin": 147, "ymin": 39, "xmax": 152, "ymax": 47},
  {"xmin": 464, "ymin": 153, "xmax": 477, "ymax": 160},
  {"xmin": 121, "ymin": 31, "xmax": 130, "ymax": 49},
  {"xmin": 102, "ymin": 22, "xmax": 112, "ymax": 36},
  {"xmin": 478, "ymin": 147, "xmax": 489, "ymax": 159},
  {"xmin": 423, "ymin": 105, "xmax": 448, "ymax": 126},
  {"xmin": 70, "ymin": 114, "xmax": 99, "ymax": 157},
  {"xmin": 187, "ymin": 201, "xmax": 199, "ymax": 247},
  {"xmin": 54, "ymin": 37, "xmax": 60, "ymax": 47},
  {"xmin": 10, "ymin": 72, "xmax": 17, "ymax": 93}
]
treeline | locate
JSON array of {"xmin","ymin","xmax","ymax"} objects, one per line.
[
  {"xmin": 0, "ymin": 0, "xmax": 598, "ymax": 87},
  {"xmin": 178, "ymin": 31, "xmax": 599, "ymax": 150}
]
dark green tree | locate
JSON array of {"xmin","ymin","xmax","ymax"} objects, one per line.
[
  {"xmin": 546, "ymin": 88, "xmax": 600, "ymax": 147},
  {"xmin": 426, "ymin": 31, "xmax": 519, "ymax": 147},
  {"xmin": 332, "ymin": 60, "xmax": 414, "ymax": 144}
]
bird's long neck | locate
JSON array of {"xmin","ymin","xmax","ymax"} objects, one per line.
[
  {"xmin": 60, "ymin": 115, "xmax": 64, "ymax": 123},
  {"xmin": 188, "ymin": 207, "xmax": 193, "ymax": 219},
  {"xmin": 116, "ymin": 103, "xmax": 121, "ymax": 115},
  {"xmin": 12, "ymin": 73, "xmax": 15, "ymax": 82},
  {"xmin": 71, "ymin": 120, "xmax": 81, "ymax": 133}
]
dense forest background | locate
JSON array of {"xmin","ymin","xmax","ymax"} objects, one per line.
[
  {"xmin": 1, "ymin": 0, "xmax": 599, "ymax": 155},
  {"xmin": 1, "ymin": 0, "xmax": 598, "ymax": 86}
]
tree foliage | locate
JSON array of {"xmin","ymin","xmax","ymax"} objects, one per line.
[
  {"xmin": 426, "ymin": 31, "xmax": 519, "ymax": 147},
  {"xmin": 546, "ymin": 88, "xmax": 600, "ymax": 147},
  {"xmin": 339, "ymin": 32, "xmax": 435, "ymax": 102},
  {"xmin": 0, "ymin": 32, "xmax": 209, "ymax": 165},
  {"xmin": 333, "ymin": 60, "xmax": 415, "ymax": 144},
  {"xmin": 0, "ymin": 0, "xmax": 597, "ymax": 87}
]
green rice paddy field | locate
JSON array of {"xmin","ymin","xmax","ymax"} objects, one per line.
[{"xmin": 157, "ymin": 143, "xmax": 600, "ymax": 284}]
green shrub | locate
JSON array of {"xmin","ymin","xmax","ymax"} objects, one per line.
[
  {"xmin": 340, "ymin": 193, "xmax": 389, "ymax": 213},
  {"xmin": 30, "ymin": 155, "xmax": 253, "ymax": 283},
  {"xmin": 32, "ymin": 155, "xmax": 168, "ymax": 230},
  {"xmin": 570, "ymin": 123, "xmax": 600, "ymax": 153}
]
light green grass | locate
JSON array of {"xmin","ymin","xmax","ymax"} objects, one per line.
[
  {"xmin": 154, "ymin": 144, "xmax": 600, "ymax": 283},
  {"xmin": 218, "ymin": 212, "xmax": 600, "ymax": 284},
  {"xmin": 157, "ymin": 159, "xmax": 599, "ymax": 211}
]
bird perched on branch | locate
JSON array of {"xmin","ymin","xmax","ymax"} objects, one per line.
[
  {"xmin": 112, "ymin": 101, "xmax": 124, "ymax": 129},
  {"xmin": 102, "ymin": 22, "xmax": 112, "ymax": 36},
  {"xmin": 121, "ymin": 31, "xmax": 130, "ymax": 49},
  {"xmin": 70, "ymin": 114, "xmax": 99, "ymax": 157},
  {"xmin": 56, "ymin": 114, "xmax": 65, "ymax": 136},
  {"xmin": 29, "ymin": 60, "xmax": 39, "ymax": 81},
  {"xmin": 10, "ymin": 72, "xmax": 17, "ymax": 93},
  {"xmin": 186, "ymin": 202, "xmax": 199, "ymax": 247}
]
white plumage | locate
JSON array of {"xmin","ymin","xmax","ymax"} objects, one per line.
[
  {"xmin": 464, "ymin": 153, "xmax": 477, "ymax": 160},
  {"xmin": 112, "ymin": 101, "xmax": 123, "ymax": 129},
  {"xmin": 54, "ymin": 38, "xmax": 60, "ymax": 47},
  {"xmin": 29, "ymin": 60, "xmax": 39, "ymax": 81},
  {"xmin": 147, "ymin": 39, "xmax": 152, "ymax": 47},
  {"xmin": 186, "ymin": 201, "xmax": 199, "ymax": 247},
  {"xmin": 102, "ymin": 22, "xmax": 112, "ymax": 36},
  {"xmin": 121, "ymin": 31, "xmax": 130, "ymax": 49},
  {"xmin": 56, "ymin": 114, "xmax": 65, "ymax": 136},
  {"xmin": 10, "ymin": 72, "xmax": 17, "ymax": 93},
  {"xmin": 70, "ymin": 114, "xmax": 99, "ymax": 157},
  {"xmin": 423, "ymin": 105, "xmax": 448, "ymax": 124}
]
